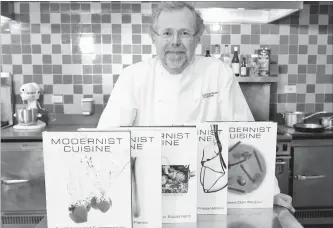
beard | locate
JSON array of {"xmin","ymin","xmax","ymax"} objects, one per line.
[{"xmin": 164, "ymin": 52, "xmax": 188, "ymax": 69}]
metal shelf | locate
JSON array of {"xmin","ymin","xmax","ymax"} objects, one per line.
[{"xmin": 236, "ymin": 76, "xmax": 278, "ymax": 83}]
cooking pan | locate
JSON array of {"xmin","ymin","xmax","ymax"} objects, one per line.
[
  {"xmin": 282, "ymin": 111, "xmax": 327, "ymax": 127},
  {"xmin": 293, "ymin": 123, "xmax": 333, "ymax": 133}
]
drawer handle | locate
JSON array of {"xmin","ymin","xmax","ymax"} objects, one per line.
[
  {"xmin": 1, "ymin": 179, "xmax": 29, "ymax": 185},
  {"xmin": 294, "ymin": 175, "xmax": 325, "ymax": 180},
  {"xmin": 20, "ymin": 144, "xmax": 40, "ymax": 150}
]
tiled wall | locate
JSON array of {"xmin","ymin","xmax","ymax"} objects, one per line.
[{"xmin": 1, "ymin": 1, "xmax": 332, "ymax": 115}]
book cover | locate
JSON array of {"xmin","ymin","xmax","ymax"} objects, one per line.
[
  {"xmin": 77, "ymin": 127, "xmax": 162, "ymax": 227},
  {"xmin": 197, "ymin": 122, "xmax": 229, "ymax": 214},
  {"xmin": 137, "ymin": 127, "xmax": 197, "ymax": 223},
  {"xmin": 227, "ymin": 122, "xmax": 277, "ymax": 208},
  {"xmin": 42, "ymin": 131, "xmax": 132, "ymax": 228},
  {"xmin": 127, "ymin": 128, "xmax": 162, "ymax": 228}
]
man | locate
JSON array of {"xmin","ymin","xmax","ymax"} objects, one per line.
[{"xmin": 98, "ymin": 1, "xmax": 294, "ymax": 213}]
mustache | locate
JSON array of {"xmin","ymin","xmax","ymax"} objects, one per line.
[{"xmin": 165, "ymin": 47, "xmax": 186, "ymax": 53}]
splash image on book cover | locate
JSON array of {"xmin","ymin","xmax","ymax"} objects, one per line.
[{"xmin": 42, "ymin": 131, "xmax": 132, "ymax": 228}]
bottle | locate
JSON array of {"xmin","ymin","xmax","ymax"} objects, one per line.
[
  {"xmin": 241, "ymin": 57, "xmax": 247, "ymax": 76},
  {"xmin": 212, "ymin": 44, "xmax": 221, "ymax": 59},
  {"xmin": 231, "ymin": 47, "xmax": 240, "ymax": 77},
  {"xmin": 221, "ymin": 45, "xmax": 231, "ymax": 66},
  {"xmin": 205, "ymin": 48, "xmax": 211, "ymax": 57}
]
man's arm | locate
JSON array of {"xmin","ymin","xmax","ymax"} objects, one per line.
[{"xmin": 97, "ymin": 69, "xmax": 137, "ymax": 129}]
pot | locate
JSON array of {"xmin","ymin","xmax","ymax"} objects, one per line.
[
  {"xmin": 13, "ymin": 108, "xmax": 41, "ymax": 126},
  {"xmin": 282, "ymin": 111, "xmax": 327, "ymax": 128},
  {"xmin": 318, "ymin": 116, "xmax": 333, "ymax": 128}
]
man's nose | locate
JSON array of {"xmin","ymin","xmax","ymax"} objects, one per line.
[{"xmin": 170, "ymin": 33, "xmax": 181, "ymax": 46}]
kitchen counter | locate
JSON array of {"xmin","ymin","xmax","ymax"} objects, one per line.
[
  {"xmin": 31, "ymin": 207, "xmax": 302, "ymax": 228},
  {"xmin": 2, "ymin": 122, "xmax": 333, "ymax": 142},
  {"xmin": 1, "ymin": 124, "xmax": 96, "ymax": 141}
]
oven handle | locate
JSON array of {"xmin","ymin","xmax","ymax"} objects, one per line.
[
  {"xmin": 275, "ymin": 156, "xmax": 292, "ymax": 165},
  {"xmin": 1, "ymin": 179, "xmax": 29, "ymax": 185},
  {"xmin": 276, "ymin": 161, "xmax": 286, "ymax": 165},
  {"xmin": 276, "ymin": 156, "xmax": 292, "ymax": 160},
  {"xmin": 294, "ymin": 175, "xmax": 326, "ymax": 180}
]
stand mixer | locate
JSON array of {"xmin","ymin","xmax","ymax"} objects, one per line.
[{"xmin": 13, "ymin": 82, "xmax": 46, "ymax": 131}]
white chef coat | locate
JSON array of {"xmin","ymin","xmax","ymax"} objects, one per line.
[{"xmin": 97, "ymin": 55, "xmax": 280, "ymax": 195}]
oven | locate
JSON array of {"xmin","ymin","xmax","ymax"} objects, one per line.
[
  {"xmin": 291, "ymin": 139, "xmax": 333, "ymax": 227},
  {"xmin": 275, "ymin": 133, "xmax": 292, "ymax": 195}
]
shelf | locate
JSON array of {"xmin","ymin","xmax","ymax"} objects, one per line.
[{"xmin": 236, "ymin": 76, "xmax": 278, "ymax": 83}]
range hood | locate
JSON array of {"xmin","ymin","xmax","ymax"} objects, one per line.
[{"xmin": 194, "ymin": 1, "xmax": 303, "ymax": 24}]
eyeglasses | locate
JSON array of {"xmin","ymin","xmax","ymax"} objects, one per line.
[{"xmin": 152, "ymin": 28, "xmax": 197, "ymax": 41}]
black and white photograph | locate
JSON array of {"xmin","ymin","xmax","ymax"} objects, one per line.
[{"xmin": 1, "ymin": 1, "xmax": 332, "ymax": 228}]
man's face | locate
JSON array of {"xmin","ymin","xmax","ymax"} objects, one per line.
[{"xmin": 152, "ymin": 7, "xmax": 200, "ymax": 74}]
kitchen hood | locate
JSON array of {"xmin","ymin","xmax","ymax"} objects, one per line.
[{"xmin": 194, "ymin": 1, "xmax": 303, "ymax": 24}]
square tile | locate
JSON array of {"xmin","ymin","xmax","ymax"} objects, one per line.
[
  {"xmin": 308, "ymin": 55, "xmax": 317, "ymax": 64},
  {"xmin": 231, "ymin": 25, "xmax": 240, "ymax": 34},
  {"xmin": 240, "ymin": 24, "xmax": 251, "ymax": 34},
  {"xmin": 122, "ymin": 14, "xmax": 131, "ymax": 23},
  {"xmin": 306, "ymin": 74, "xmax": 317, "ymax": 84},
  {"xmin": 297, "ymin": 94, "xmax": 306, "ymax": 103},
  {"xmin": 306, "ymin": 84, "xmax": 315, "ymax": 93},
  {"xmin": 279, "ymin": 35, "xmax": 289, "ymax": 44},
  {"xmin": 299, "ymin": 25, "xmax": 309, "ymax": 34}
]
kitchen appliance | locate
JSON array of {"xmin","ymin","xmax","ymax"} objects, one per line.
[
  {"xmin": 294, "ymin": 123, "xmax": 333, "ymax": 133},
  {"xmin": 291, "ymin": 139, "xmax": 333, "ymax": 226},
  {"xmin": 281, "ymin": 111, "xmax": 327, "ymax": 128},
  {"xmin": 275, "ymin": 130, "xmax": 292, "ymax": 195},
  {"xmin": 13, "ymin": 83, "xmax": 46, "ymax": 131},
  {"xmin": 1, "ymin": 72, "xmax": 15, "ymax": 129},
  {"xmin": 1, "ymin": 141, "xmax": 46, "ymax": 227}
]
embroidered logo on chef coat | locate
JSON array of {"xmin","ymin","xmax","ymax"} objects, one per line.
[{"xmin": 202, "ymin": 92, "xmax": 218, "ymax": 98}]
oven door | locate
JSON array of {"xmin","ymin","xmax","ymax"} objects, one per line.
[
  {"xmin": 292, "ymin": 145, "xmax": 333, "ymax": 208},
  {"xmin": 1, "ymin": 142, "xmax": 46, "ymax": 215},
  {"xmin": 275, "ymin": 155, "xmax": 291, "ymax": 195}
]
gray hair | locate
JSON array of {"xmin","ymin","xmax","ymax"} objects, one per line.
[{"xmin": 149, "ymin": 2, "xmax": 205, "ymax": 40}]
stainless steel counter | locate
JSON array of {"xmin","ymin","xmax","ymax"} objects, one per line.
[
  {"xmin": 1, "ymin": 124, "xmax": 96, "ymax": 141},
  {"xmin": 31, "ymin": 207, "xmax": 303, "ymax": 228}
]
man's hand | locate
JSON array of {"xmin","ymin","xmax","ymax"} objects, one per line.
[{"xmin": 274, "ymin": 193, "xmax": 296, "ymax": 214}]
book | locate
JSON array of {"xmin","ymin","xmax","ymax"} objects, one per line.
[
  {"xmin": 135, "ymin": 126, "xmax": 197, "ymax": 223},
  {"xmin": 197, "ymin": 122, "xmax": 229, "ymax": 214},
  {"xmin": 159, "ymin": 127, "xmax": 197, "ymax": 223},
  {"xmin": 227, "ymin": 122, "xmax": 277, "ymax": 208},
  {"xmin": 126, "ymin": 128, "xmax": 162, "ymax": 228},
  {"xmin": 42, "ymin": 131, "xmax": 132, "ymax": 228},
  {"xmin": 78, "ymin": 127, "xmax": 162, "ymax": 228}
]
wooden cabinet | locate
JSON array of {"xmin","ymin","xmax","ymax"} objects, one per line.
[{"xmin": 1, "ymin": 142, "xmax": 46, "ymax": 215}]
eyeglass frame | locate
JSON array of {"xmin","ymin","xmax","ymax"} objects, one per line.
[{"xmin": 151, "ymin": 28, "xmax": 198, "ymax": 41}]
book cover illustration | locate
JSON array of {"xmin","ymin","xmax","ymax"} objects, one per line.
[
  {"xmin": 227, "ymin": 122, "xmax": 277, "ymax": 208},
  {"xmin": 42, "ymin": 131, "xmax": 132, "ymax": 228},
  {"xmin": 197, "ymin": 123, "xmax": 229, "ymax": 215},
  {"xmin": 143, "ymin": 127, "xmax": 197, "ymax": 224},
  {"xmin": 127, "ymin": 129, "xmax": 162, "ymax": 228}
]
